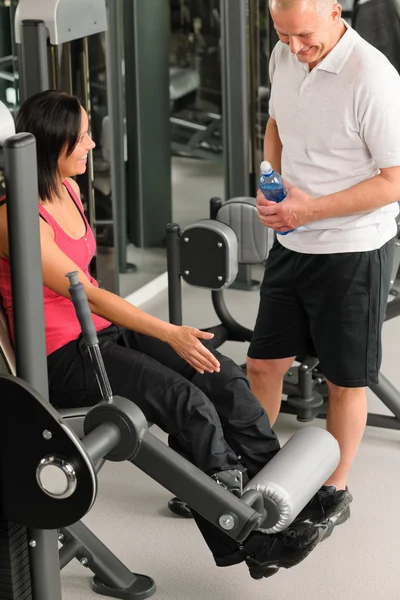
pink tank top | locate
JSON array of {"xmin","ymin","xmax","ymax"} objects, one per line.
[{"xmin": 0, "ymin": 180, "xmax": 111, "ymax": 356}]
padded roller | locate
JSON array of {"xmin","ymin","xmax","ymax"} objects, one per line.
[
  {"xmin": 217, "ymin": 197, "xmax": 269, "ymax": 264},
  {"xmin": 244, "ymin": 427, "xmax": 340, "ymax": 533}
]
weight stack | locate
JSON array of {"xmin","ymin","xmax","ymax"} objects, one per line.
[{"xmin": 0, "ymin": 521, "xmax": 32, "ymax": 599}]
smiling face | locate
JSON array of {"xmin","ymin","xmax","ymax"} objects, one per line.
[
  {"xmin": 57, "ymin": 106, "xmax": 95, "ymax": 178},
  {"xmin": 270, "ymin": 0, "xmax": 345, "ymax": 69}
]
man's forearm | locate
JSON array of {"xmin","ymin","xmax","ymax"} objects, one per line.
[
  {"xmin": 264, "ymin": 118, "xmax": 282, "ymax": 174},
  {"xmin": 309, "ymin": 170, "xmax": 400, "ymax": 222}
]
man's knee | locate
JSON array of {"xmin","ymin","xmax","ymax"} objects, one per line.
[
  {"xmin": 325, "ymin": 379, "xmax": 367, "ymax": 402},
  {"xmin": 246, "ymin": 356, "xmax": 294, "ymax": 380}
]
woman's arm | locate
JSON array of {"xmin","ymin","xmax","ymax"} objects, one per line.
[
  {"xmin": 38, "ymin": 224, "xmax": 220, "ymax": 373},
  {"xmin": 0, "ymin": 197, "xmax": 220, "ymax": 374}
]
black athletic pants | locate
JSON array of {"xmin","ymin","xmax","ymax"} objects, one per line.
[{"xmin": 47, "ymin": 325, "xmax": 280, "ymax": 565}]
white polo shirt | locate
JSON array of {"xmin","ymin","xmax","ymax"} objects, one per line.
[{"xmin": 269, "ymin": 20, "xmax": 400, "ymax": 254}]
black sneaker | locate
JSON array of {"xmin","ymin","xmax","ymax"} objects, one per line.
[
  {"xmin": 294, "ymin": 485, "xmax": 353, "ymax": 525},
  {"xmin": 168, "ymin": 497, "xmax": 193, "ymax": 518},
  {"xmin": 244, "ymin": 521, "xmax": 331, "ymax": 580}
]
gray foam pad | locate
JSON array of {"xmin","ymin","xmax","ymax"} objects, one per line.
[
  {"xmin": 217, "ymin": 197, "xmax": 268, "ymax": 264},
  {"xmin": 244, "ymin": 427, "xmax": 340, "ymax": 533}
]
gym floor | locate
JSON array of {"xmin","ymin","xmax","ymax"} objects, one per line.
[{"xmin": 62, "ymin": 265, "xmax": 400, "ymax": 600}]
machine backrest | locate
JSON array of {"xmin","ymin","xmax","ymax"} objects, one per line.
[
  {"xmin": 0, "ymin": 303, "xmax": 16, "ymax": 376},
  {"xmin": 216, "ymin": 197, "xmax": 269, "ymax": 265},
  {"xmin": 0, "ymin": 302, "xmax": 89, "ymax": 438}
]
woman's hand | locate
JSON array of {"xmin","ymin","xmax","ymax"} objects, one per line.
[{"xmin": 166, "ymin": 325, "xmax": 221, "ymax": 374}]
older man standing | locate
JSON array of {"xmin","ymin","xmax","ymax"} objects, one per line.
[{"xmin": 247, "ymin": 0, "xmax": 400, "ymax": 525}]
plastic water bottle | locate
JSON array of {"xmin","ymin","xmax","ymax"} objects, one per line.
[{"xmin": 259, "ymin": 161, "xmax": 293, "ymax": 235}]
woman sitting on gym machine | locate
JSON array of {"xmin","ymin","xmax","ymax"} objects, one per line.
[{"xmin": 0, "ymin": 90, "xmax": 335, "ymax": 579}]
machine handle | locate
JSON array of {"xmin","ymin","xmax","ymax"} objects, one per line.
[
  {"xmin": 66, "ymin": 271, "xmax": 98, "ymax": 347},
  {"xmin": 66, "ymin": 271, "xmax": 113, "ymax": 403}
]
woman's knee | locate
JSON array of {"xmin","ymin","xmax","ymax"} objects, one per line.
[{"xmin": 170, "ymin": 378, "xmax": 216, "ymax": 414}]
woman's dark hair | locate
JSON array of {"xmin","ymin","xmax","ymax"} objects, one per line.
[{"xmin": 15, "ymin": 90, "xmax": 82, "ymax": 201}]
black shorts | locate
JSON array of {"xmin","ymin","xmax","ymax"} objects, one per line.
[{"xmin": 247, "ymin": 238, "xmax": 395, "ymax": 387}]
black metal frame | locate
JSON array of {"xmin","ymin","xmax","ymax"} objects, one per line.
[
  {"xmin": 2, "ymin": 133, "xmax": 63, "ymax": 600},
  {"xmin": 166, "ymin": 210, "xmax": 400, "ymax": 433}
]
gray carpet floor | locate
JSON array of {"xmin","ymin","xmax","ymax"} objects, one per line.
[{"xmin": 62, "ymin": 271, "xmax": 400, "ymax": 600}]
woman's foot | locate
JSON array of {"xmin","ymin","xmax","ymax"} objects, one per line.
[
  {"xmin": 244, "ymin": 521, "xmax": 332, "ymax": 580},
  {"xmin": 168, "ymin": 497, "xmax": 193, "ymax": 518}
]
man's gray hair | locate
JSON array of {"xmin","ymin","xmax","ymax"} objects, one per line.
[{"xmin": 269, "ymin": 0, "xmax": 337, "ymax": 18}]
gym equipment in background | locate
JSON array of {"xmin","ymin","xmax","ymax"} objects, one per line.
[
  {"xmin": 352, "ymin": 0, "xmax": 400, "ymax": 73},
  {"xmin": 13, "ymin": 0, "xmax": 131, "ymax": 289}
]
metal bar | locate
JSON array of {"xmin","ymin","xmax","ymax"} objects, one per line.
[
  {"xmin": 385, "ymin": 297, "xmax": 400, "ymax": 321},
  {"xmin": 166, "ymin": 223, "xmax": 183, "ymax": 325},
  {"xmin": 365, "ymin": 414, "xmax": 400, "ymax": 430},
  {"xmin": 367, "ymin": 413, "xmax": 400, "ymax": 430},
  {"xmin": 61, "ymin": 521, "xmax": 138, "ymax": 590},
  {"xmin": 133, "ymin": 430, "xmax": 261, "ymax": 542},
  {"xmin": 206, "ymin": 112, "xmax": 222, "ymax": 120},
  {"xmin": 4, "ymin": 135, "xmax": 48, "ymax": 399},
  {"xmin": 19, "ymin": 20, "xmax": 49, "ymax": 102},
  {"xmin": 369, "ymin": 373, "xmax": 400, "ymax": 421},
  {"xmin": 88, "ymin": 345, "xmax": 114, "ymax": 402},
  {"xmin": 95, "ymin": 219, "xmax": 114, "ymax": 226},
  {"xmin": 210, "ymin": 196, "xmax": 223, "ymax": 220},
  {"xmin": 170, "ymin": 117, "xmax": 208, "ymax": 131},
  {"xmin": 66, "ymin": 271, "xmax": 114, "ymax": 402},
  {"xmin": 220, "ymin": 1, "xmax": 260, "ymax": 291},
  {"xmin": 123, "ymin": 0, "xmax": 172, "ymax": 248},
  {"xmin": 280, "ymin": 402, "xmax": 400, "ymax": 430},
  {"xmin": 28, "ymin": 529, "xmax": 62, "ymax": 600},
  {"xmin": 82, "ymin": 422, "xmax": 122, "ymax": 465},
  {"xmin": 50, "ymin": 45, "xmax": 59, "ymax": 90},
  {"xmin": 105, "ymin": 0, "xmax": 130, "ymax": 278},
  {"xmin": 248, "ymin": 0, "xmax": 259, "ymax": 196},
  {"xmin": 0, "ymin": 71, "xmax": 15, "ymax": 82},
  {"xmin": 59, "ymin": 540, "xmax": 81, "ymax": 570},
  {"xmin": 80, "ymin": 37, "xmax": 96, "ymax": 235},
  {"xmin": 0, "ymin": 55, "xmax": 14, "ymax": 66},
  {"xmin": 220, "ymin": 0, "xmax": 250, "ymax": 199},
  {"xmin": 4, "ymin": 133, "xmax": 62, "ymax": 600},
  {"xmin": 211, "ymin": 290, "xmax": 253, "ymax": 342}
]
